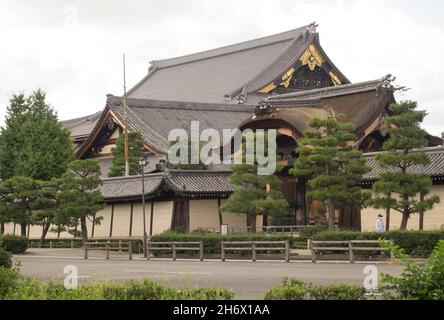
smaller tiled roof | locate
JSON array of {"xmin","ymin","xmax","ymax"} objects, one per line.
[
  {"xmin": 101, "ymin": 169, "xmax": 235, "ymax": 201},
  {"xmin": 61, "ymin": 112, "xmax": 102, "ymax": 139},
  {"xmin": 101, "ymin": 173, "xmax": 164, "ymax": 200},
  {"xmin": 363, "ymin": 146, "xmax": 444, "ymax": 181},
  {"xmin": 165, "ymin": 170, "xmax": 235, "ymax": 196}
]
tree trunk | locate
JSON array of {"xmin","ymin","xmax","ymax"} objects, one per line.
[
  {"xmin": 80, "ymin": 217, "xmax": 88, "ymax": 245},
  {"xmin": 40, "ymin": 222, "xmax": 51, "ymax": 246},
  {"xmin": 0, "ymin": 223, "xmax": 4, "ymax": 235},
  {"xmin": 248, "ymin": 214, "xmax": 257, "ymax": 233},
  {"xmin": 327, "ymin": 200, "xmax": 335, "ymax": 231},
  {"xmin": 400, "ymin": 194, "xmax": 409, "ymax": 230},
  {"xmin": 419, "ymin": 193, "xmax": 425, "ymax": 231},
  {"xmin": 385, "ymin": 207, "xmax": 391, "ymax": 232},
  {"xmin": 20, "ymin": 223, "xmax": 27, "ymax": 237}
]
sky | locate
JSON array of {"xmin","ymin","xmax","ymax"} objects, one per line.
[{"xmin": 1, "ymin": 0, "xmax": 443, "ymax": 136}]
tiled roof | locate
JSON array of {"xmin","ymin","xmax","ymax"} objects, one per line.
[
  {"xmin": 101, "ymin": 170, "xmax": 235, "ymax": 201},
  {"xmin": 101, "ymin": 173, "xmax": 164, "ymax": 200},
  {"xmin": 61, "ymin": 112, "xmax": 102, "ymax": 139},
  {"xmin": 363, "ymin": 146, "xmax": 444, "ymax": 181},
  {"xmin": 241, "ymin": 78, "xmax": 394, "ymax": 135},
  {"xmin": 126, "ymin": 24, "xmax": 349, "ymax": 105},
  {"xmin": 165, "ymin": 170, "xmax": 235, "ymax": 195},
  {"xmin": 106, "ymin": 95, "xmax": 254, "ymax": 154}
]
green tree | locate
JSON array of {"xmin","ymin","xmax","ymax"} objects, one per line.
[
  {"xmin": 222, "ymin": 131, "xmax": 288, "ymax": 233},
  {"xmin": 108, "ymin": 131, "xmax": 145, "ymax": 177},
  {"xmin": 0, "ymin": 89, "xmax": 74, "ymax": 180},
  {"xmin": 368, "ymin": 101, "xmax": 439, "ymax": 230},
  {"xmin": 0, "ymin": 177, "xmax": 44, "ymax": 236},
  {"xmin": 290, "ymin": 113, "xmax": 370, "ymax": 230},
  {"xmin": 30, "ymin": 178, "xmax": 63, "ymax": 244},
  {"xmin": 0, "ymin": 94, "xmax": 28, "ymax": 179},
  {"xmin": 56, "ymin": 160, "xmax": 104, "ymax": 244}
]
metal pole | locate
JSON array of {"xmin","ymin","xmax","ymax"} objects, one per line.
[
  {"xmin": 123, "ymin": 54, "xmax": 129, "ymax": 176},
  {"xmin": 141, "ymin": 164, "xmax": 147, "ymax": 258}
]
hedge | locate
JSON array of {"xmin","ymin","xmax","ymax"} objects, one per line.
[
  {"xmin": 264, "ymin": 278, "xmax": 366, "ymax": 300},
  {"xmin": 150, "ymin": 231, "xmax": 301, "ymax": 255},
  {"xmin": 312, "ymin": 230, "xmax": 444, "ymax": 257},
  {"xmin": 0, "ymin": 234, "xmax": 28, "ymax": 254}
]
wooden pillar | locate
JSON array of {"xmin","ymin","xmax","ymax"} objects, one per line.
[
  {"xmin": 129, "ymin": 202, "xmax": 134, "ymax": 236},
  {"xmin": 149, "ymin": 201, "xmax": 154, "ymax": 236},
  {"xmin": 217, "ymin": 199, "xmax": 223, "ymax": 227},
  {"xmin": 109, "ymin": 204, "xmax": 114, "ymax": 237}
]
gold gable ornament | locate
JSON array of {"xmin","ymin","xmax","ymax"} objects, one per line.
[
  {"xmin": 300, "ymin": 44, "xmax": 324, "ymax": 71},
  {"xmin": 329, "ymin": 71, "xmax": 342, "ymax": 86},
  {"xmin": 258, "ymin": 67, "xmax": 295, "ymax": 93}
]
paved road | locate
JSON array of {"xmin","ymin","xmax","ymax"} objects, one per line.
[{"xmin": 14, "ymin": 249, "xmax": 404, "ymax": 299}]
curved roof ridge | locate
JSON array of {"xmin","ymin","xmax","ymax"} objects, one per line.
[
  {"xmin": 154, "ymin": 25, "xmax": 310, "ymax": 70},
  {"xmin": 107, "ymin": 94, "xmax": 255, "ymax": 112},
  {"xmin": 267, "ymin": 78, "xmax": 385, "ymax": 101}
]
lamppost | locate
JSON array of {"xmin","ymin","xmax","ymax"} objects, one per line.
[{"xmin": 139, "ymin": 151, "xmax": 149, "ymax": 258}]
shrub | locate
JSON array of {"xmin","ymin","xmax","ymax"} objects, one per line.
[
  {"xmin": 0, "ymin": 267, "xmax": 21, "ymax": 299},
  {"xmin": 264, "ymin": 278, "xmax": 366, "ymax": 300},
  {"xmin": 380, "ymin": 240, "xmax": 444, "ymax": 300},
  {"xmin": 0, "ymin": 234, "xmax": 28, "ymax": 254},
  {"xmin": 101, "ymin": 280, "xmax": 233, "ymax": 300},
  {"xmin": 312, "ymin": 230, "xmax": 444, "ymax": 257},
  {"xmin": 299, "ymin": 220, "xmax": 328, "ymax": 238},
  {"xmin": 150, "ymin": 231, "xmax": 298, "ymax": 255},
  {"xmin": 3, "ymin": 278, "xmax": 233, "ymax": 300},
  {"xmin": 0, "ymin": 248, "xmax": 12, "ymax": 268}
]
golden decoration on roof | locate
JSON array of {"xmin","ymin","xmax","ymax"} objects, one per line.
[
  {"xmin": 280, "ymin": 67, "xmax": 295, "ymax": 88},
  {"xmin": 300, "ymin": 44, "xmax": 324, "ymax": 71},
  {"xmin": 329, "ymin": 71, "xmax": 342, "ymax": 86},
  {"xmin": 258, "ymin": 67, "xmax": 295, "ymax": 93}
]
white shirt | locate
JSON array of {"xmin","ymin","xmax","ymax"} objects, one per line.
[{"xmin": 375, "ymin": 218, "xmax": 385, "ymax": 233}]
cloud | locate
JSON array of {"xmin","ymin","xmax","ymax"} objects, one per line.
[{"xmin": 0, "ymin": 0, "xmax": 443, "ymax": 136}]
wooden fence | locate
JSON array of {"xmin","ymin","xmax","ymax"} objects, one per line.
[
  {"xmin": 309, "ymin": 240, "xmax": 395, "ymax": 263},
  {"xmin": 221, "ymin": 241, "xmax": 290, "ymax": 262},
  {"xmin": 147, "ymin": 241, "xmax": 204, "ymax": 261},
  {"xmin": 84, "ymin": 240, "xmax": 133, "ymax": 260}
]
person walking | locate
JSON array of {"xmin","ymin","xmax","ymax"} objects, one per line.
[{"xmin": 375, "ymin": 214, "xmax": 385, "ymax": 233}]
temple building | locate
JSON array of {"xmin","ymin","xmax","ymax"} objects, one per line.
[{"xmin": 6, "ymin": 23, "xmax": 444, "ymax": 238}]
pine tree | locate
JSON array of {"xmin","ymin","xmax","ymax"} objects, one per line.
[
  {"xmin": 0, "ymin": 176, "xmax": 44, "ymax": 236},
  {"xmin": 0, "ymin": 89, "xmax": 74, "ymax": 180},
  {"xmin": 222, "ymin": 131, "xmax": 288, "ymax": 233},
  {"xmin": 290, "ymin": 113, "xmax": 370, "ymax": 230},
  {"xmin": 56, "ymin": 160, "xmax": 104, "ymax": 244},
  {"xmin": 367, "ymin": 101, "xmax": 439, "ymax": 230},
  {"xmin": 108, "ymin": 131, "xmax": 145, "ymax": 177}
]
